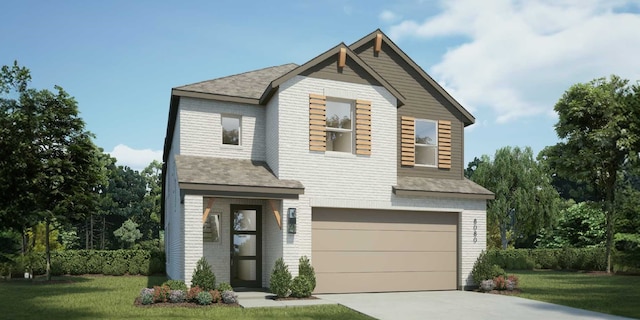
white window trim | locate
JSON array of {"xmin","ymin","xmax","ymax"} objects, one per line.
[
  {"xmin": 221, "ymin": 114, "xmax": 242, "ymax": 146},
  {"xmin": 325, "ymin": 98, "xmax": 355, "ymax": 154},
  {"xmin": 415, "ymin": 119, "xmax": 438, "ymax": 167}
]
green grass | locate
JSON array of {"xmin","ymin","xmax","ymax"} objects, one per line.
[
  {"xmin": 0, "ymin": 275, "xmax": 371, "ymax": 320},
  {"xmin": 513, "ymin": 270, "xmax": 640, "ymax": 318}
]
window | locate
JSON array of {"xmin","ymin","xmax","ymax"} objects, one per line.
[
  {"xmin": 325, "ymin": 99, "xmax": 353, "ymax": 153},
  {"xmin": 415, "ymin": 119, "xmax": 438, "ymax": 166},
  {"xmin": 222, "ymin": 115, "xmax": 241, "ymax": 145}
]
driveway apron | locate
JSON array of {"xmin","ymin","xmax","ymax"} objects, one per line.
[{"xmin": 317, "ymin": 291, "xmax": 631, "ymax": 320}]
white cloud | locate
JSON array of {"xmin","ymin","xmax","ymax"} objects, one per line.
[
  {"xmin": 108, "ymin": 144, "xmax": 162, "ymax": 171},
  {"xmin": 379, "ymin": 10, "xmax": 401, "ymax": 22},
  {"xmin": 389, "ymin": 0, "xmax": 640, "ymax": 123}
]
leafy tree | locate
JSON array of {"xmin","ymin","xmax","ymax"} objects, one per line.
[
  {"xmin": 0, "ymin": 62, "xmax": 103, "ymax": 280},
  {"xmin": 542, "ymin": 75, "xmax": 640, "ymax": 272},
  {"xmin": 464, "ymin": 157, "xmax": 483, "ymax": 179},
  {"xmin": 471, "ymin": 146, "xmax": 561, "ymax": 249},
  {"xmin": 536, "ymin": 201, "xmax": 606, "ymax": 248},
  {"xmin": 113, "ymin": 219, "xmax": 142, "ymax": 248},
  {"xmin": 140, "ymin": 160, "xmax": 162, "ymax": 240}
]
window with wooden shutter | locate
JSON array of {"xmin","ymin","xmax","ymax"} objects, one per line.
[
  {"xmin": 401, "ymin": 116, "xmax": 415, "ymax": 166},
  {"xmin": 355, "ymin": 99, "xmax": 371, "ymax": 155},
  {"xmin": 309, "ymin": 94, "xmax": 326, "ymax": 152},
  {"xmin": 438, "ymin": 120, "xmax": 452, "ymax": 169}
]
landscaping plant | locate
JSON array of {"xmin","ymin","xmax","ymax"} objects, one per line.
[
  {"xmin": 187, "ymin": 286, "xmax": 203, "ymax": 302},
  {"xmin": 191, "ymin": 257, "xmax": 216, "ymax": 291},
  {"xmin": 196, "ymin": 291, "xmax": 213, "ymax": 305},
  {"xmin": 221, "ymin": 290, "xmax": 238, "ymax": 304},
  {"xmin": 270, "ymin": 258, "xmax": 292, "ymax": 298},
  {"xmin": 216, "ymin": 282, "xmax": 233, "ymax": 292},
  {"xmin": 209, "ymin": 290, "xmax": 222, "ymax": 303},
  {"xmin": 163, "ymin": 279, "xmax": 188, "ymax": 291},
  {"xmin": 290, "ymin": 276, "xmax": 313, "ymax": 298},
  {"xmin": 298, "ymin": 256, "xmax": 316, "ymax": 292},
  {"xmin": 169, "ymin": 290, "xmax": 187, "ymax": 303}
]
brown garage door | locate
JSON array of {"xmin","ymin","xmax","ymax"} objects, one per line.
[{"xmin": 312, "ymin": 208, "xmax": 457, "ymax": 293}]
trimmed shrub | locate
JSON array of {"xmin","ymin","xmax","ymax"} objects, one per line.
[
  {"xmin": 216, "ymin": 282, "xmax": 233, "ymax": 292},
  {"xmin": 298, "ymin": 256, "xmax": 316, "ymax": 292},
  {"xmin": 103, "ymin": 260, "xmax": 128, "ymax": 276},
  {"xmin": 196, "ymin": 291, "xmax": 213, "ymax": 305},
  {"xmin": 480, "ymin": 279, "xmax": 494, "ymax": 292},
  {"xmin": 169, "ymin": 290, "xmax": 186, "ymax": 303},
  {"xmin": 494, "ymin": 275, "xmax": 507, "ymax": 290},
  {"xmin": 187, "ymin": 286, "xmax": 203, "ymax": 302},
  {"xmin": 163, "ymin": 279, "xmax": 188, "ymax": 291},
  {"xmin": 191, "ymin": 257, "xmax": 216, "ymax": 291},
  {"xmin": 270, "ymin": 258, "xmax": 292, "ymax": 298},
  {"xmin": 153, "ymin": 285, "xmax": 170, "ymax": 303},
  {"xmin": 221, "ymin": 290, "xmax": 238, "ymax": 304},
  {"xmin": 472, "ymin": 251, "xmax": 498, "ymax": 284},
  {"xmin": 290, "ymin": 276, "xmax": 312, "ymax": 298},
  {"xmin": 209, "ymin": 290, "xmax": 221, "ymax": 303},
  {"xmin": 141, "ymin": 292, "xmax": 154, "ymax": 305}
]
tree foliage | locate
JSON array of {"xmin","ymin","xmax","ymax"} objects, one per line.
[
  {"xmin": 113, "ymin": 219, "xmax": 142, "ymax": 248},
  {"xmin": 471, "ymin": 146, "xmax": 561, "ymax": 249},
  {"xmin": 536, "ymin": 201, "xmax": 606, "ymax": 249},
  {"xmin": 542, "ymin": 75, "xmax": 640, "ymax": 272},
  {"xmin": 0, "ymin": 62, "xmax": 103, "ymax": 279}
]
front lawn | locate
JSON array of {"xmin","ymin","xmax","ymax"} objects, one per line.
[
  {"xmin": 513, "ymin": 270, "xmax": 640, "ymax": 318},
  {"xmin": 0, "ymin": 275, "xmax": 371, "ymax": 320}
]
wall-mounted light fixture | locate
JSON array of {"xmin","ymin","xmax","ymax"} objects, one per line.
[{"xmin": 287, "ymin": 208, "xmax": 297, "ymax": 234}]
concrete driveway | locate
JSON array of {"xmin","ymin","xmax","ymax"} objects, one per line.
[{"xmin": 317, "ymin": 291, "xmax": 631, "ymax": 320}]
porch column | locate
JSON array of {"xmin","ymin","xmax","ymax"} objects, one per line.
[{"xmin": 183, "ymin": 194, "xmax": 204, "ymax": 287}]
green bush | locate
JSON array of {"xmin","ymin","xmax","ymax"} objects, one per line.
[
  {"xmin": 298, "ymin": 256, "xmax": 316, "ymax": 292},
  {"xmin": 290, "ymin": 276, "xmax": 312, "ymax": 298},
  {"xmin": 216, "ymin": 282, "xmax": 233, "ymax": 292},
  {"xmin": 270, "ymin": 258, "xmax": 292, "ymax": 298},
  {"xmin": 163, "ymin": 279, "xmax": 188, "ymax": 291},
  {"xmin": 103, "ymin": 260, "xmax": 128, "ymax": 275},
  {"xmin": 191, "ymin": 257, "xmax": 216, "ymax": 291},
  {"xmin": 153, "ymin": 285, "xmax": 170, "ymax": 303},
  {"xmin": 196, "ymin": 291, "xmax": 213, "ymax": 305},
  {"xmin": 483, "ymin": 248, "xmax": 607, "ymax": 271},
  {"xmin": 471, "ymin": 251, "xmax": 496, "ymax": 284}
]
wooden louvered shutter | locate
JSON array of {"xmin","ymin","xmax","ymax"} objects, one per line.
[
  {"xmin": 401, "ymin": 116, "xmax": 415, "ymax": 166},
  {"xmin": 355, "ymin": 99, "xmax": 372, "ymax": 155},
  {"xmin": 309, "ymin": 94, "xmax": 326, "ymax": 152},
  {"xmin": 438, "ymin": 120, "xmax": 452, "ymax": 169}
]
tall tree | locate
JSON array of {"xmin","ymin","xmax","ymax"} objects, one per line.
[
  {"xmin": 140, "ymin": 160, "xmax": 162, "ymax": 240},
  {"xmin": 542, "ymin": 75, "xmax": 640, "ymax": 273},
  {"xmin": 0, "ymin": 62, "xmax": 102, "ymax": 280},
  {"xmin": 472, "ymin": 146, "xmax": 561, "ymax": 249}
]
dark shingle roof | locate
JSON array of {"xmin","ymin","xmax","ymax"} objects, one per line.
[
  {"xmin": 175, "ymin": 63, "xmax": 299, "ymax": 99},
  {"xmin": 395, "ymin": 176, "xmax": 494, "ymax": 198},
  {"xmin": 175, "ymin": 155, "xmax": 303, "ymax": 190}
]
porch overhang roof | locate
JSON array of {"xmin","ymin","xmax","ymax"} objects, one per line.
[
  {"xmin": 393, "ymin": 177, "xmax": 494, "ymax": 200},
  {"xmin": 175, "ymin": 155, "xmax": 304, "ymax": 199}
]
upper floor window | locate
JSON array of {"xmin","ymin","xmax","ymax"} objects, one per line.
[
  {"xmin": 415, "ymin": 119, "xmax": 437, "ymax": 166},
  {"xmin": 222, "ymin": 115, "xmax": 241, "ymax": 145},
  {"xmin": 325, "ymin": 99, "xmax": 353, "ymax": 153}
]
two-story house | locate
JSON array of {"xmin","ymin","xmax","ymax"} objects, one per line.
[{"xmin": 162, "ymin": 29, "xmax": 493, "ymax": 293}]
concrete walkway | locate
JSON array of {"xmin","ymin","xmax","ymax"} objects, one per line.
[
  {"xmin": 236, "ymin": 291, "xmax": 337, "ymax": 308},
  {"xmin": 317, "ymin": 291, "xmax": 632, "ymax": 320}
]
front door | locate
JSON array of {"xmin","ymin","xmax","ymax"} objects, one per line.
[{"xmin": 230, "ymin": 205, "xmax": 262, "ymax": 288}]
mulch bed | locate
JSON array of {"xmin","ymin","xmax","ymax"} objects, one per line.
[
  {"xmin": 474, "ymin": 289, "xmax": 522, "ymax": 296},
  {"xmin": 269, "ymin": 295, "xmax": 319, "ymax": 301},
  {"xmin": 133, "ymin": 298, "xmax": 239, "ymax": 308}
]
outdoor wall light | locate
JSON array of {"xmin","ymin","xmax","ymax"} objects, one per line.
[{"xmin": 287, "ymin": 208, "xmax": 297, "ymax": 234}]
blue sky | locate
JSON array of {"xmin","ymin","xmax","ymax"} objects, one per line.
[{"xmin": 2, "ymin": 0, "xmax": 640, "ymax": 170}]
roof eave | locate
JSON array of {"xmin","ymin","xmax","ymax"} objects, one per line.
[
  {"xmin": 350, "ymin": 29, "xmax": 475, "ymax": 126},
  {"xmin": 392, "ymin": 186, "xmax": 495, "ymax": 200},
  {"xmin": 172, "ymin": 88, "xmax": 260, "ymax": 105},
  {"xmin": 259, "ymin": 43, "xmax": 406, "ymax": 106}
]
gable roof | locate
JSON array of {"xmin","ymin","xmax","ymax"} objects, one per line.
[
  {"xmin": 350, "ymin": 29, "xmax": 475, "ymax": 125},
  {"xmin": 172, "ymin": 63, "xmax": 298, "ymax": 104},
  {"xmin": 259, "ymin": 43, "xmax": 406, "ymax": 106}
]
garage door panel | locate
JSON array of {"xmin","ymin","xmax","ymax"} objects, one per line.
[
  {"xmin": 313, "ymin": 208, "xmax": 457, "ymax": 227},
  {"xmin": 312, "ymin": 208, "xmax": 458, "ymax": 293},
  {"xmin": 313, "ymin": 229, "xmax": 456, "ymax": 252},
  {"xmin": 315, "ymin": 271, "xmax": 457, "ymax": 293},
  {"xmin": 313, "ymin": 251, "xmax": 456, "ymax": 273}
]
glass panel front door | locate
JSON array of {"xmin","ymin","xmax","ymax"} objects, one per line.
[{"xmin": 230, "ymin": 205, "xmax": 261, "ymax": 287}]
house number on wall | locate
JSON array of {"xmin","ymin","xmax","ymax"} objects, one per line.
[{"xmin": 473, "ymin": 218, "xmax": 478, "ymax": 243}]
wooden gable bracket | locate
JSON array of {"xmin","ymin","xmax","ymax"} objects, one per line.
[
  {"xmin": 202, "ymin": 198, "xmax": 215, "ymax": 224},
  {"xmin": 268, "ymin": 199, "xmax": 282, "ymax": 230},
  {"xmin": 338, "ymin": 47, "xmax": 346, "ymax": 68},
  {"xmin": 374, "ymin": 33, "xmax": 382, "ymax": 53}
]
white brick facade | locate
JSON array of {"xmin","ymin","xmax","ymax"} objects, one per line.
[{"xmin": 165, "ymin": 74, "xmax": 487, "ymax": 290}]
